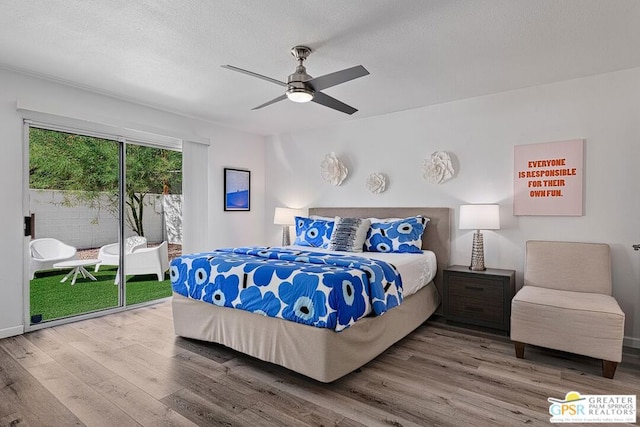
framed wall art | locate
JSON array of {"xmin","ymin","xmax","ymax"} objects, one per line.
[
  {"xmin": 513, "ymin": 139, "xmax": 584, "ymax": 216},
  {"xmin": 224, "ymin": 168, "xmax": 250, "ymax": 211}
]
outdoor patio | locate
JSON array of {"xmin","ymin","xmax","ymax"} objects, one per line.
[{"xmin": 30, "ymin": 243, "xmax": 181, "ymax": 323}]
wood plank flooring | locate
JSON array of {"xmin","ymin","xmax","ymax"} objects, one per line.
[{"xmin": 0, "ymin": 300, "xmax": 638, "ymax": 426}]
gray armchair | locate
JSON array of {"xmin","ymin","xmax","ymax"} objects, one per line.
[{"xmin": 511, "ymin": 240, "xmax": 625, "ymax": 378}]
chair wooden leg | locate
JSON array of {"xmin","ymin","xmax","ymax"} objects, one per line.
[
  {"xmin": 602, "ymin": 360, "xmax": 618, "ymax": 379},
  {"xmin": 513, "ymin": 341, "xmax": 526, "ymax": 359}
]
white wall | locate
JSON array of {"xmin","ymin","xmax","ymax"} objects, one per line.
[
  {"xmin": 0, "ymin": 68, "xmax": 265, "ymax": 338},
  {"xmin": 207, "ymin": 126, "xmax": 266, "ymax": 248},
  {"xmin": 265, "ymin": 68, "xmax": 640, "ymax": 348}
]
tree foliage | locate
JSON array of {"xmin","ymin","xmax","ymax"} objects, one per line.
[{"xmin": 29, "ymin": 128, "xmax": 182, "ymax": 237}]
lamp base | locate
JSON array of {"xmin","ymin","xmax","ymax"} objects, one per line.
[
  {"xmin": 469, "ymin": 230, "xmax": 486, "ymax": 271},
  {"xmin": 281, "ymin": 225, "xmax": 291, "ymax": 246}
]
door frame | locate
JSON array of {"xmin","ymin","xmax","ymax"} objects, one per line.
[{"xmin": 19, "ymin": 107, "xmax": 188, "ymax": 333}]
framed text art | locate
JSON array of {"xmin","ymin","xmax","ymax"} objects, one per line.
[
  {"xmin": 224, "ymin": 168, "xmax": 250, "ymax": 211},
  {"xmin": 514, "ymin": 139, "xmax": 584, "ymax": 216}
]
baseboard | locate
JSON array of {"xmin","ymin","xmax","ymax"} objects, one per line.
[
  {"xmin": 623, "ymin": 335, "xmax": 640, "ymax": 350},
  {"xmin": 0, "ymin": 325, "xmax": 24, "ymax": 340},
  {"xmin": 429, "ymin": 319, "xmax": 640, "ymax": 352}
]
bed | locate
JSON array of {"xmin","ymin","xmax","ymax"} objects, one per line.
[{"xmin": 171, "ymin": 207, "xmax": 451, "ymax": 382}]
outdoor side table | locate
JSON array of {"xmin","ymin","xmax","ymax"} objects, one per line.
[{"xmin": 53, "ymin": 259, "xmax": 102, "ymax": 286}]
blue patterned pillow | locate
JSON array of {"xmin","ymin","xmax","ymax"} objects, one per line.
[
  {"xmin": 294, "ymin": 216, "xmax": 335, "ymax": 248},
  {"xmin": 364, "ymin": 216, "xmax": 429, "ymax": 253}
]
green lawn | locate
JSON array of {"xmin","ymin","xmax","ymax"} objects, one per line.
[{"xmin": 30, "ymin": 267, "xmax": 172, "ymax": 323}]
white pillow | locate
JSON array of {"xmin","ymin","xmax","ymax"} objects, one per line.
[
  {"xmin": 328, "ymin": 217, "xmax": 371, "ymax": 252},
  {"xmin": 309, "ymin": 215, "xmax": 335, "ymax": 220}
]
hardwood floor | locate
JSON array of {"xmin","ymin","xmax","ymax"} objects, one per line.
[{"xmin": 1, "ymin": 301, "xmax": 638, "ymax": 426}]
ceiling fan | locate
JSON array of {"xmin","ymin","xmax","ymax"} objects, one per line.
[{"xmin": 222, "ymin": 46, "xmax": 369, "ymax": 115}]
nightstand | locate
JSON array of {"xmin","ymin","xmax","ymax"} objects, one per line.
[{"xmin": 443, "ymin": 265, "xmax": 515, "ymax": 333}]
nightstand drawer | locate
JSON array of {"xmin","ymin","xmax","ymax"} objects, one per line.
[
  {"xmin": 447, "ymin": 275, "xmax": 504, "ymax": 302},
  {"xmin": 447, "ymin": 297, "xmax": 503, "ymax": 324}
]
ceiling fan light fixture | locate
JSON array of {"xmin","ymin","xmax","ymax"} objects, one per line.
[
  {"xmin": 222, "ymin": 44, "xmax": 367, "ymax": 114},
  {"xmin": 286, "ymin": 87, "xmax": 314, "ymax": 103}
]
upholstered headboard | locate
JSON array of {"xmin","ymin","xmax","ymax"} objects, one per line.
[{"xmin": 308, "ymin": 207, "xmax": 452, "ymax": 307}]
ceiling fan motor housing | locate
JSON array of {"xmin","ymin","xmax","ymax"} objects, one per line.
[{"xmin": 286, "ymin": 46, "xmax": 315, "ymax": 101}]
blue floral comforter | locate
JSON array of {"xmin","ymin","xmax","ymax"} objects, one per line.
[{"xmin": 170, "ymin": 247, "xmax": 404, "ymax": 331}]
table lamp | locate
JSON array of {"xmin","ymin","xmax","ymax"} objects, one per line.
[
  {"xmin": 274, "ymin": 207, "xmax": 302, "ymax": 246},
  {"xmin": 459, "ymin": 204, "xmax": 500, "ymax": 271}
]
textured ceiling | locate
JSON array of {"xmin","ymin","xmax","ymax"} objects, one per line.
[{"xmin": 1, "ymin": 0, "xmax": 639, "ymax": 136}]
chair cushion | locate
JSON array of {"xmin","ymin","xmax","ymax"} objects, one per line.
[
  {"xmin": 511, "ymin": 286, "xmax": 625, "ymax": 362},
  {"xmin": 525, "ymin": 241, "xmax": 612, "ymax": 294}
]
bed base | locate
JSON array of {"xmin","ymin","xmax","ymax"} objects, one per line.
[{"xmin": 172, "ymin": 283, "xmax": 439, "ymax": 383}]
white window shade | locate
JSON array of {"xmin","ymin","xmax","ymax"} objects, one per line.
[{"xmin": 182, "ymin": 141, "xmax": 209, "ymax": 253}]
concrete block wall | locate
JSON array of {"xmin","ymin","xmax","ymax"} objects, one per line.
[{"xmin": 30, "ymin": 189, "xmax": 167, "ymax": 248}]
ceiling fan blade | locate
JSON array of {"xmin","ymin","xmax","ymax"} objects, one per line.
[
  {"xmin": 221, "ymin": 65, "xmax": 287, "ymax": 87},
  {"xmin": 307, "ymin": 65, "xmax": 369, "ymax": 91},
  {"xmin": 252, "ymin": 94, "xmax": 287, "ymax": 110},
  {"xmin": 312, "ymin": 91, "xmax": 358, "ymax": 115}
]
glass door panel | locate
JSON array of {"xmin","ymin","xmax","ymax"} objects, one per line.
[
  {"xmin": 28, "ymin": 128, "xmax": 121, "ymax": 323},
  {"xmin": 123, "ymin": 144, "xmax": 182, "ymax": 305}
]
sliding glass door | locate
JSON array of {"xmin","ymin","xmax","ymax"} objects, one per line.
[{"xmin": 26, "ymin": 125, "xmax": 182, "ymax": 326}]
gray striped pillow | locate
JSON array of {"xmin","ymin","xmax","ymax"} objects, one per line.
[{"xmin": 328, "ymin": 217, "xmax": 371, "ymax": 252}]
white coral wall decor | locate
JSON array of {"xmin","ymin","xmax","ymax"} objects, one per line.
[
  {"xmin": 366, "ymin": 172, "xmax": 387, "ymax": 194},
  {"xmin": 320, "ymin": 152, "xmax": 348, "ymax": 186},
  {"xmin": 422, "ymin": 151, "xmax": 455, "ymax": 184}
]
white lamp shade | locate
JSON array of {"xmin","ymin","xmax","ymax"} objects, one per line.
[
  {"xmin": 273, "ymin": 207, "xmax": 303, "ymax": 225},
  {"xmin": 459, "ymin": 204, "xmax": 500, "ymax": 230}
]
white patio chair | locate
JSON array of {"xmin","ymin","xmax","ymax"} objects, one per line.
[
  {"xmin": 95, "ymin": 236, "xmax": 147, "ymax": 272},
  {"xmin": 114, "ymin": 241, "xmax": 169, "ymax": 284},
  {"xmin": 29, "ymin": 238, "xmax": 78, "ymax": 280}
]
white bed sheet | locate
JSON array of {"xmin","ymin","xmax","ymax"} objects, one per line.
[{"xmin": 286, "ymin": 245, "xmax": 437, "ymax": 297}]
